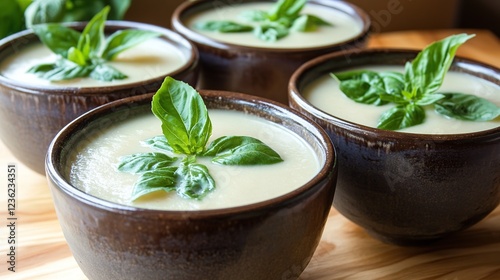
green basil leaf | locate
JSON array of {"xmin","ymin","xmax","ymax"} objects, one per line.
[
  {"xmin": 195, "ymin": 21, "xmax": 253, "ymax": 33},
  {"xmin": 117, "ymin": 152, "xmax": 177, "ymax": 174},
  {"xmin": 268, "ymin": 0, "xmax": 306, "ymax": 21},
  {"xmin": 24, "ymin": 0, "xmax": 66, "ymax": 28},
  {"xmin": 434, "ymin": 93, "xmax": 500, "ymax": 121},
  {"xmin": 89, "ymin": 63, "xmax": 126, "ymax": 81},
  {"xmin": 141, "ymin": 135, "xmax": 173, "ymax": 153},
  {"xmin": 152, "ymin": 77, "xmax": 212, "ymax": 155},
  {"xmin": 131, "ymin": 167, "xmax": 178, "ymax": 201},
  {"xmin": 415, "ymin": 93, "xmax": 445, "ymax": 106},
  {"xmin": 67, "ymin": 47, "xmax": 87, "ymax": 66},
  {"xmin": 27, "ymin": 63, "xmax": 56, "ymax": 73},
  {"xmin": 16, "ymin": 0, "xmax": 32, "ymax": 11},
  {"xmin": 175, "ymin": 161, "xmax": 215, "ymax": 200},
  {"xmin": 254, "ymin": 23, "xmax": 289, "ymax": 42},
  {"xmin": 377, "ymin": 104, "xmax": 425, "ymax": 130},
  {"xmin": 77, "ymin": 5, "xmax": 108, "ymax": 58},
  {"xmin": 204, "ymin": 136, "xmax": 283, "ymax": 165},
  {"xmin": 404, "ymin": 33, "xmax": 475, "ymax": 96},
  {"xmin": 291, "ymin": 14, "xmax": 331, "ymax": 32},
  {"xmin": 333, "ymin": 71, "xmax": 404, "ymax": 105},
  {"xmin": 29, "ymin": 59, "xmax": 92, "ymax": 81},
  {"xmin": 0, "ymin": 0, "xmax": 24, "ymax": 39},
  {"xmin": 101, "ymin": 29, "xmax": 161, "ymax": 61},
  {"xmin": 31, "ymin": 24, "xmax": 81, "ymax": 57}
]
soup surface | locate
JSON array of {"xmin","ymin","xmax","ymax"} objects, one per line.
[
  {"xmin": 185, "ymin": 2, "xmax": 363, "ymax": 48},
  {"xmin": 0, "ymin": 38, "xmax": 187, "ymax": 87},
  {"xmin": 304, "ymin": 66, "xmax": 500, "ymax": 134},
  {"xmin": 68, "ymin": 109, "xmax": 321, "ymax": 210}
]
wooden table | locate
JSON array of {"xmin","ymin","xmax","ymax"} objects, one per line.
[{"xmin": 1, "ymin": 29, "xmax": 499, "ymax": 280}]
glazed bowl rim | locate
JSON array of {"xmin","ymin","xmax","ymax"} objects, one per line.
[
  {"xmin": 46, "ymin": 89, "xmax": 336, "ymax": 219},
  {"xmin": 0, "ymin": 20, "xmax": 199, "ymax": 96},
  {"xmin": 171, "ymin": 0, "xmax": 371, "ymax": 53},
  {"xmin": 289, "ymin": 48, "xmax": 500, "ymax": 141}
]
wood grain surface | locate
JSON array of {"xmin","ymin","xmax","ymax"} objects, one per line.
[{"xmin": 0, "ymin": 29, "xmax": 499, "ymax": 280}]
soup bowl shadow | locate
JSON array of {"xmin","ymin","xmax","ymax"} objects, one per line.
[
  {"xmin": 0, "ymin": 20, "xmax": 199, "ymax": 174},
  {"xmin": 288, "ymin": 49, "xmax": 500, "ymax": 245},
  {"xmin": 172, "ymin": 0, "xmax": 371, "ymax": 104},
  {"xmin": 46, "ymin": 90, "xmax": 337, "ymax": 279}
]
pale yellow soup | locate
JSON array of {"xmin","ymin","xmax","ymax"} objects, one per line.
[
  {"xmin": 304, "ymin": 66, "xmax": 500, "ymax": 134},
  {"xmin": 0, "ymin": 38, "xmax": 187, "ymax": 87},
  {"xmin": 185, "ymin": 2, "xmax": 363, "ymax": 48},
  {"xmin": 68, "ymin": 110, "xmax": 321, "ymax": 210}
]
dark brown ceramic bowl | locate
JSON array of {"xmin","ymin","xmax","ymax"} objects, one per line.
[
  {"xmin": 0, "ymin": 21, "xmax": 199, "ymax": 174},
  {"xmin": 172, "ymin": 0, "xmax": 370, "ymax": 104},
  {"xmin": 46, "ymin": 90, "xmax": 337, "ymax": 280},
  {"xmin": 289, "ymin": 49, "xmax": 500, "ymax": 245}
]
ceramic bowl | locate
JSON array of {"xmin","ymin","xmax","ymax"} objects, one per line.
[
  {"xmin": 172, "ymin": 0, "xmax": 370, "ymax": 104},
  {"xmin": 289, "ymin": 49, "xmax": 500, "ymax": 245},
  {"xmin": 46, "ymin": 90, "xmax": 337, "ymax": 280},
  {"xmin": 0, "ymin": 21, "xmax": 199, "ymax": 174}
]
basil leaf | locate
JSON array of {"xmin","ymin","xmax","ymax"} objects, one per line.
[
  {"xmin": 415, "ymin": 93, "xmax": 445, "ymax": 106},
  {"xmin": 152, "ymin": 77, "xmax": 212, "ymax": 155},
  {"xmin": 268, "ymin": 0, "xmax": 306, "ymax": 21},
  {"xmin": 195, "ymin": 21, "xmax": 253, "ymax": 33},
  {"xmin": 291, "ymin": 14, "xmax": 331, "ymax": 32},
  {"xmin": 27, "ymin": 63, "xmax": 56, "ymax": 73},
  {"xmin": 333, "ymin": 71, "xmax": 404, "ymax": 105},
  {"xmin": 67, "ymin": 47, "xmax": 87, "ymax": 66},
  {"xmin": 24, "ymin": 0, "xmax": 66, "ymax": 28},
  {"xmin": 175, "ymin": 161, "xmax": 215, "ymax": 200},
  {"xmin": 101, "ymin": 29, "xmax": 161, "ymax": 61},
  {"xmin": 377, "ymin": 104, "xmax": 425, "ymax": 130},
  {"xmin": 117, "ymin": 152, "xmax": 177, "ymax": 174},
  {"xmin": 204, "ymin": 136, "xmax": 283, "ymax": 165},
  {"xmin": 131, "ymin": 167, "xmax": 178, "ymax": 201},
  {"xmin": 29, "ymin": 60, "xmax": 92, "ymax": 81},
  {"xmin": 254, "ymin": 23, "xmax": 289, "ymax": 42},
  {"xmin": 0, "ymin": 0, "xmax": 24, "ymax": 39},
  {"xmin": 141, "ymin": 136, "xmax": 173, "ymax": 153},
  {"xmin": 31, "ymin": 24, "xmax": 81, "ymax": 57},
  {"xmin": 434, "ymin": 93, "xmax": 500, "ymax": 121},
  {"xmin": 89, "ymin": 63, "xmax": 127, "ymax": 81},
  {"xmin": 404, "ymin": 33, "xmax": 475, "ymax": 96},
  {"xmin": 77, "ymin": 5, "xmax": 108, "ymax": 58}
]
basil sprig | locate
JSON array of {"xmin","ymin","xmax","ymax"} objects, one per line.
[
  {"xmin": 195, "ymin": 0, "xmax": 331, "ymax": 42},
  {"xmin": 118, "ymin": 77, "xmax": 284, "ymax": 201},
  {"xmin": 332, "ymin": 34, "xmax": 500, "ymax": 130},
  {"xmin": 28, "ymin": 6, "xmax": 160, "ymax": 82}
]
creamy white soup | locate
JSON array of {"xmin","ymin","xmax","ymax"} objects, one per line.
[
  {"xmin": 304, "ymin": 66, "xmax": 500, "ymax": 134},
  {"xmin": 185, "ymin": 2, "xmax": 363, "ymax": 48},
  {"xmin": 0, "ymin": 38, "xmax": 187, "ymax": 87},
  {"xmin": 68, "ymin": 110, "xmax": 321, "ymax": 210}
]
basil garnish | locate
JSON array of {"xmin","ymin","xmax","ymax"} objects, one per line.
[
  {"xmin": 118, "ymin": 77, "xmax": 284, "ymax": 201},
  {"xmin": 28, "ymin": 6, "xmax": 160, "ymax": 82},
  {"xmin": 195, "ymin": 0, "xmax": 332, "ymax": 42},
  {"xmin": 332, "ymin": 34, "xmax": 500, "ymax": 130}
]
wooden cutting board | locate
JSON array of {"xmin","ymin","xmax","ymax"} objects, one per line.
[{"xmin": 1, "ymin": 29, "xmax": 499, "ymax": 280}]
